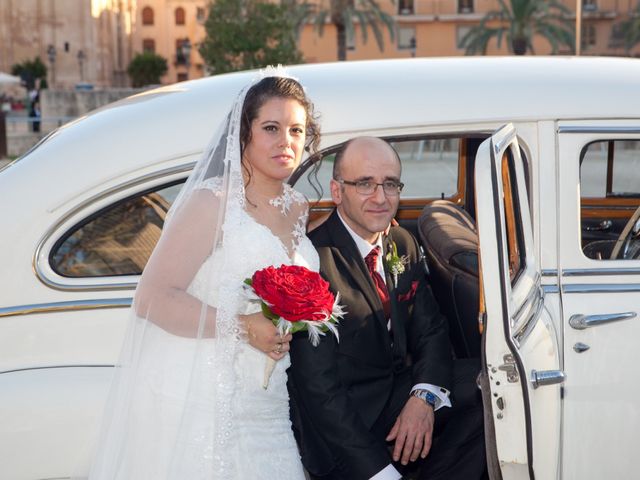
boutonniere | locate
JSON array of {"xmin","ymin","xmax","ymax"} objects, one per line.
[{"xmin": 384, "ymin": 241, "xmax": 409, "ymax": 288}]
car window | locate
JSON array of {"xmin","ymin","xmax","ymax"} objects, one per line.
[
  {"xmin": 501, "ymin": 148, "xmax": 526, "ymax": 286},
  {"xmin": 51, "ymin": 182, "xmax": 184, "ymax": 277},
  {"xmin": 580, "ymin": 139, "xmax": 640, "ymax": 260},
  {"xmin": 293, "ymin": 136, "xmax": 460, "ymax": 201},
  {"xmin": 581, "ymin": 140, "xmax": 640, "ymax": 197}
]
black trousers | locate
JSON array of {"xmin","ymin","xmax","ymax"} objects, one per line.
[{"xmin": 312, "ymin": 358, "xmax": 486, "ymax": 480}]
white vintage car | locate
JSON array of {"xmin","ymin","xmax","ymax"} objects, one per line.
[{"xmin": 1, "ymin": 57, "xmax": 640, "ymax": 480}]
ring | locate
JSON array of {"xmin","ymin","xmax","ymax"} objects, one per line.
[{"xmin": 275, "ymin": 342, "xmax": 283, "ymax": 354}]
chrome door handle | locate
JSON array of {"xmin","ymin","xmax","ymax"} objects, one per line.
[
  {"xmin": 531, "ymin": 370, "xmax": 566, "ymax": 389},
  {"xmin": 569, "ymin": 312, "xmax": 637, "ymax": 330},
  {"xmin": 585, "ymin": 220, "xmax": 612, "ymax": 232}
]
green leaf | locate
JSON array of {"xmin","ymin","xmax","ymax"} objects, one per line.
[{"xmin": 261, "ymin": 302, "xmax": 280, "ymax": 322}]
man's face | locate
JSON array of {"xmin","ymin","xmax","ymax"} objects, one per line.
[{"xmin": 331, "ymin": 138, "xmax": 401, "ymax": 243}]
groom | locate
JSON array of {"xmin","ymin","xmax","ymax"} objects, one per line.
[{"xmin": 288, "ymin": 137, "xmax": 485, "ymax": 480}]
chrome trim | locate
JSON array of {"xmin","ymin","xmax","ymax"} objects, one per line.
[
  {"xmin": 558, "ymin": 126, "xmax": 640, "ymax": 134},
  {"xmin": 541, "ymin": 269, "xmax": 557, "ymax": 277},
  {"xmin": 34, "ymin": 162, "xmax": 194, "ymax": 292},
  {"xmin": 542, "ymin": 285, "xmax": 559, "ymax": 294},
  {"xmin": 1, "ymin": 364, "xmax": 114, "ymax": 375},
  {"xmin": 0, "ymin": 298, "xmax": 132, "ymax": 318},
  {"xmin": 582, "ymin": 205, "xmax": 639, "ymax": 211},
  {"xmin": 563, "ymin": 283, "xmax": 640, "ymax": 293},
  {"xmin": 513, "ymin": 287, "xmax": 544, "ymax": 346},
  {"xmin": 569, "ymin": 311, "xmax": 636, "ymax": 330},
  {"xmin": 573, "ymin": 342, "xmax": 591, "ymax": 353},
  {"xmin": 563, "ymin": 268, "xmax": 640, "ymax": 277},
  {"xmin": 530, "ymin": 369, "xmax": 566, "ymax": 389},
  {"xmin": 512, "ymin": 280, "xmax": 540, "ymax": 327},
  {"xmin": 34, "ymin": 278, "xmax": 138, "ymax": 293},
  {"xmin": 492, "ymin": 123, "xmax": 516, "ymax": 154}
]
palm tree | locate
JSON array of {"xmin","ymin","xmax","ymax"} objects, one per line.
[
  {"xmin": 614, "ymin": 2, "xmax": 640, "ymax": 53},
  {"xmin": 460, "ymin": 0, "xmax": 574, "ymax": 55},
  {"xmin": 296, "ymin": 0, "xmax": 395, "ymax": 61}
]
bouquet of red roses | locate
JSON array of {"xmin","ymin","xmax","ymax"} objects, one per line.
[{"xmin": 244, "ymin": 264, "xmax": 344, "ymax": 388}]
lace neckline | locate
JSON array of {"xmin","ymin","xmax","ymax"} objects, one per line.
[
  {"xmin": 268, "ymin": 183, "xmax": 297, "ymax": 215},
  {"xmin": 242, "ymin": 186, "xmax": 307, "ymax": 262}
]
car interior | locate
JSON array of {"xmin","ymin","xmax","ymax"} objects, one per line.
[{"xmin": 579, "ymin": 140, "xmax": 640, "ymax": 261}]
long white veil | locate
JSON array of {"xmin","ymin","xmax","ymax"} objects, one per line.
[{"xmin": 80, "ymin": 69, "xmax": 288, "ymax": 479}]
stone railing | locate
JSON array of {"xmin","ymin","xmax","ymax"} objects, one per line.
[{"xmin": 2, "ymin": 87, "xmax": 148, "ymax": 158}]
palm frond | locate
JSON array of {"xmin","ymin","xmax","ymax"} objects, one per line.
[
  {"xmin": 346, "ymin": 9, "xmax": 360, "ymax": 44},
  {"xmin": 365, "ymin": 11, "xmax": 386, "ymax": 50}
]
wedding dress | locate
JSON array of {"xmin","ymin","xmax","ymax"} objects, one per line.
[
  {"xmin": 83, "ymin": 71, "xmax": 317, "ymax": 480},
  {"xmin": 183, "ymin": 182, "xmax": 316, "ymax": 480}
]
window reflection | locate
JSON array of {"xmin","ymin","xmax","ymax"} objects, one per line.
[{"xmin": 52, "ymin": 182, "xmax": 182, "ymax": 277}]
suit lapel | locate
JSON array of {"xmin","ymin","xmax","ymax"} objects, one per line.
[{"xmin": 325, "ymin": 211, "xmax": 389, "ymax": 332}]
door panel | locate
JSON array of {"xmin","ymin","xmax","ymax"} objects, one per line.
[
  {"xmin": 557, "ymin": 122, "xmax": 640, "ymax": 479},
  {"xmin": 475, "ymin": 124, "xmax": 562, "ymax": 479}
]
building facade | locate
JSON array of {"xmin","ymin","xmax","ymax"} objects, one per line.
[
  {"xmin": 299, "ymin": 0, "xmax": 640, "ymax": 62},
  {"xmin": 130, "ymin": 0, "xmax": 208, "ymax": 84},
  {"xmin": 0, "ymin": 0, "xmax": 135, "ymax": 89},
  {"xmin": 1, "ymin": 0, "xmax": 639, "ymax": 89}
]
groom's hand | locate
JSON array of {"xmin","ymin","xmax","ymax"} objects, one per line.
[{"xmin": 386, "ymin": 396, "xmax": 435, "ymax": 465}]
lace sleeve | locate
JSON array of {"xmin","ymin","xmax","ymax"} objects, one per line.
[{"xmin": 198, "ymin": 177, "xmax": 225, "ymax": 197}]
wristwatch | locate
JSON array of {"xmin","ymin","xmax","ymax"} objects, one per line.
[{"xmin": 411, "ymin": 389, "xmax": 437, "ymax": 408}]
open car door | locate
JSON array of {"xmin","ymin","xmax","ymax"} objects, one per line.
[{"xmin": 475, "ymin": 124, "xmax": 563, "ymax": 479}]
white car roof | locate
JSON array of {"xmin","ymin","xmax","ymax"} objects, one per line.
[{"xmin": 4, "ymin": 56, "xmax": 640, "ymax": 207}]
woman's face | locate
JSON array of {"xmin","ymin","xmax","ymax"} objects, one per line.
[{"xmin": 243, "ymin": 97, "xmax": 307, "ymax": 184}]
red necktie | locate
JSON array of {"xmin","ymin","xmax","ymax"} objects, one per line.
[{"xmin": 365, "ymin": 246, "xmax": 391, "ymax": 320}]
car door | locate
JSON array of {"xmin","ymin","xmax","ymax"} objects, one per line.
[
  {"xmin": 557, "ymin": 120, "xmax": 640, "ymax": 479},
  {"xmin": 475, "ymin": 124, "xmax": 563, "ymax": 479}
]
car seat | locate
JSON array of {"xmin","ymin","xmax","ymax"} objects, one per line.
[{"xmin": 418, "ymin": 200, "xmax": 481, "ymax": 359}]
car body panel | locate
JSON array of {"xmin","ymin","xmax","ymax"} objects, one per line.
[{"xmin": 2, "ymin": 57, "xmax": 640, "ymax": 479}]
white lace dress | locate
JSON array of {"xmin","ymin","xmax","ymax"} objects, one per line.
[
  {"xmin": 90, "ymin": 183, "xmax": 317, "ymax": 480},
  {"xmin": 183, "ymin": 184, "xmax": 316, "ymax": 479}
]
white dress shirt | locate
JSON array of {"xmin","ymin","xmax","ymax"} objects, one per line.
[{"xmin": 336, "ymin": 211, "xmax": 452, "ymax": 480}]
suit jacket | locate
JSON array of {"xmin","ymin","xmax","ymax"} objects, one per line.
[{"xmin": 288, "ymin": 210, "xmax": 452, "ymax": 479}]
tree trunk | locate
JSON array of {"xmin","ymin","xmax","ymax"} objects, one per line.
[{"xmin": 512, "ymin": 37, "xmax": 527, "ymax": 55}]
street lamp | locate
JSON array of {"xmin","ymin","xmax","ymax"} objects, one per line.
[
  {"xmin": 46, "ymin": 44, "xmax": 56, "ymax": 87},
  {"xmin": 77, "ymin": 50, "xmax": 86, "ymax": 82}
]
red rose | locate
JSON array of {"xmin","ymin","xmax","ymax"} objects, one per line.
[{"xmin": 251, "ymin": 265, "xmax": 335, "ymax": 322}]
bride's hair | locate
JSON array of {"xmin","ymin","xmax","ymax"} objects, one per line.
[{"xmin": 240, "ymin": 76, "xmax": 321, "ymax": 157}]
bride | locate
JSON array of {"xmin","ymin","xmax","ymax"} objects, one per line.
[{"xmin": 85, "ymin": 72, "xmax": 321, "ymax": 479}]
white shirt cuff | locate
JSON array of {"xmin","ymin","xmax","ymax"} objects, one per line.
[
  {"xmin": 370, "ymin": 463, "xmax": 402, "ymax": 480},
  {"xmin": 411, "ymin": 383, "xmax": 452, "ymax": 410}
]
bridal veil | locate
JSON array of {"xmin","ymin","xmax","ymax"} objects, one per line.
[{"xmin": 80, "ymin": 68, "xmax": 294, "ymax": 479}]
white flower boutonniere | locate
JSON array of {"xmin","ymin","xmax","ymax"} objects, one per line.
[{"xmin": 385, "ymin": 241, "xmax": 410, "ymax": 288}]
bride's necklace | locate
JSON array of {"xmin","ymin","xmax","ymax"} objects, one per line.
[
  {"xmin": 268, "ymin": 184, "xmax": 295, "ymax": 215},
  {"xmin": 247, "ymin": 183, "xmax": 294, "ymax": 215}
]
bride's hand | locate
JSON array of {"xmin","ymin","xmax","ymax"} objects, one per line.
[{"xmin": 241, "ymin": 312, "xmax": 292, "ymax": 360}]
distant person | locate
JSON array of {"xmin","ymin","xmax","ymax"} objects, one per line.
[{"xmin": 30, "ymin": 100, "xmax": 40, "ymax": 133}]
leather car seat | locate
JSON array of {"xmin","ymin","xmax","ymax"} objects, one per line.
[{"xmin": 418, "ymin": 200, "xmax": 481, "ymax": 359}]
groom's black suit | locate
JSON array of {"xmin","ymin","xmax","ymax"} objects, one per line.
[{"xmin": 288, "ymin": 211, "xmax": 484, "ymax": 480}]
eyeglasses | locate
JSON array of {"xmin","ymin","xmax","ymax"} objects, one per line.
[{"xmin": 336, "ymin": 178, "xmax": 404, "ymax": 196}]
